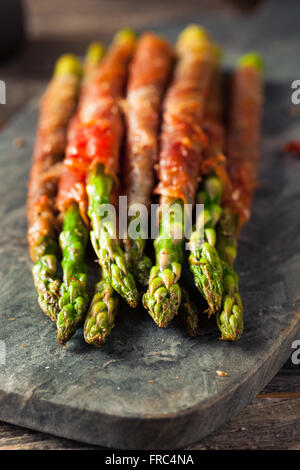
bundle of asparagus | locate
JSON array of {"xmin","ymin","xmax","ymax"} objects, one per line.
[
  {"xmin": 27, "ymin": 26, "xmax": 263, "ymax": 347},
  {"xmin": 188, "ymin": 61, "xmax": 227, "ymax": 316}
]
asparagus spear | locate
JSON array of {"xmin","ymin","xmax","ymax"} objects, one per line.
[
  {"xmin": 178, "ymin": 288, "xmax": 199, "ymax": 337},
  {"xmin": 215, "ymin": 207, "xmax": 243, "ymax": 340},
  {"xmin": 84, "ymin": 277, "xmax": 119, "ymax": 347},
  {"xmin": 84, "ymin": 42, "xmax": 106, "ymax": 76},
  {"xmin": 87, "ymin": 163, "xmax": 138, "ymax": 307},
  {"xmin": 188, "ymin": 64, "xmax": 225, "ymax": 315},
  {"xmin": 69, "ymin": 30, "xmax": 138, "ymax": 308},
  {"xmin": 143, "ymin": 198, "xmax": 183, "ymax": 327},
  {"xmin": 56, "ymin": 43, "xmax": 106, "ymax": 344},
  {"xmin": 216, "ymin": 53, "xmax": 263, "ymax": 341},
  {"xmin": 28, "ymin": 55, "xmax": 82, "ymax": 321},
  {"xmin": 57, "ymin": 202, "xmax": 89, "ymax": 344},
  {"xmin": 143, "ymin": 26, "xmax": 216, "ymax": 327},
  {"xmin": 123, "ymin": 33, "xmax": 173, "ymax": 286},
  {"xmin": 124, "ymin": 234, "xmax": 152, "ymax": 287},
  {"xmin": 189, "ymin": 175, "xmax": 223, "ymax": 315},
  {"xmin": 31, "ymin": 229, "xmax": 61, "ymax": 322}
]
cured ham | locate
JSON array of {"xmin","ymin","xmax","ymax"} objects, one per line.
[
  {"xmin": 64, "ymin": 34, "xmax": 136, "ymax": 181},
  {"xmin": 225, "ymin": 58, "xmax": 263, "ymax": 226},
  {"xmin": 155, "ymin": 28, "xmax": 216, "ymax": 204},
  {"xmin": 27, "ymin": 56, "xmax": 81, "ymax": 262},
  {"xmin": 124, "ymin": 32, "xmax": 173, "ymax": 208}
]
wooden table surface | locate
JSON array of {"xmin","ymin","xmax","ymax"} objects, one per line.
[{"xmin": 0, "ymin": 0, "xmax": 299, "ymax": 450}]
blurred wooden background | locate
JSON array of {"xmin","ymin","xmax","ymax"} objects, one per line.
[
  {"xmin": 0, "ymin": 0, "xmax": 263, "ymax": 125},
  {"xmin": 0, "ymin": 0, "xmax": 300, "ymax": 450}
]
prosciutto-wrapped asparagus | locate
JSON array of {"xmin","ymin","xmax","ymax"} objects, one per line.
[
  {"xmin": 123, "ymin": 32, "xmax": 173, "ymax": 286},
  {"xmin": 84, "ymin": 31, "xmax": 140, "ymax": 347},
  {"xmin": 188, "ymin": 63, "xmax": 227, "ymax": 315},
  {"xmin": 56, "ymin": 167, "xmax": 90, "ymax": 344},
  {"xmin": 224, "ymin": 53, "xmax": 263, "ymax": 227},
  {"xmin": 216, "ymin": 52, "xmax": 263, "ymax": 341},
  {"xmin": 27, "ymin": 55, "xmax": 82, "ymax": 321},
  {"xmin": 55, "ymin": 43, "xmax": 106, "ymax": 345},
  {"xmin": 143, "ymin": 26, "xmax": 216, "ymax": 327}
]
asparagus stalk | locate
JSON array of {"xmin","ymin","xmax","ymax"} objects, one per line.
[
  {"xmin": 83, "ymin": 35, "xmax": 137, "ymax": 345},
  {"xmin": 57, "ymin": 203, "xmax": 89, "ymax": 344},
  {"xmin": 143, "ymin": 198, "xmax": 183, "ymax": 327},
  {"xmin": 56, "ymin": 44, "xmax": 106, "ymax": 344},
  {"xmin": 87, "ymin": 163, "xmax": 139, "ymax": 307},
  {"xmin": 32, "ymin": 234, "xmax": 61, "ymax": 322},
  {"xmin": 81, "ymin": 41, "xmax": 121, "ymax": 347},
  {"xmin": 215, "ymin": 207, "xmax": 243, "ymax": 340},
  {"xmin": 124, "ymin": 233, "xmax": 152, "ymax": 287},
  {"xmin": 82, "ymin": 30, "xmax": 139, "ymax": 308},
  {"xmin": 178, "ymin": 288, "xmax": 199, "ymax": 337},
  {"xmin": 30, "ymin": 55, "xmax": 82, "ymax": 321},
  {"xmin": 123, "ymin": 33, "xmax": 173, "ymax": 287},
  {"xmin": 189, "ymin": 175, "xmax": 223, "ymax": 315},
  {"xmin": 84, "ymin": 276, "xmax": 119, "ymax": 347},
  {"xmin": 216, "ymin": 52, "xmax": 263, "ymax": 341},
  {"xmin": 187, "ymin": 52, "xmax": 225, "ymax": 316},
  {"xmin": 84, "ymin": 42, "xmax": 106, "ymax": 72}
]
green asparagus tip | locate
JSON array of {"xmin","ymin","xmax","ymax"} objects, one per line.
[
  {"xmin": 217, "ymin": 293, "xmax": 244, "ymax": 341},
  {"xmin": 87, "ymin": 162, "xmax": 139, "ymax": 308},
  {"xmin": 54, "ymin": 54, "xmax": 82, "ymax": 77},
  {"xmin": 237, "ymin": 52, "xmax": 264, "ymax": 71},
  {"xmin": 84, "ymin": 279, "xmax": 119, "ymax": 348},
  {"xmin": 56, "ymin": 275, "xmax": 90, "ymax": 345},
  {"xmin": 113, "ymin": 29, "xmax": 137, "ymax": 45},
  {"xmin": 32, "ymin": 254, "xmax": 61, "ymax": 322},
  {"xmin": 86, "ymin": 42, "xmax": 106, "ymax": 65},
  {"xmin": 124, "ymin": 235, "xmax": 152, "ymax": 287},
  {"xmin": 176, "ymin": 25, "xmax": 211, "ymax": 48},
  {"xmin": 189, "ymin": 242, "xmax": 223, "ymax": 315},
  {"xmin": 204, "ymin": 175, "xmax": 223, "ymax": 202},
  {"xmin": 143, "ymin": 284, "xmax": 181, "ymax": 328},
  {"xmin": 131, "ymin": 252, "xmax": 153, "ymax": 287}
]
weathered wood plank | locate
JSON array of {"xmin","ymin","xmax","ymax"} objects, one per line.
[
  {"xmin": 189, "ymin": 371, "xmax": 300, "ymax": 450},
  {"xmin": 0, "ymin": 371, "xmax": 299, "ymax": 450}
]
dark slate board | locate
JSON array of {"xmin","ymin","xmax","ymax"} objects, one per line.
[
  {"xmin": 1, "ymin": 5, "xmax": 300, "ymax": 448},
  {"xmin": 0, "ymin": 81, "xmax": 299, "ymax": 450}
]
